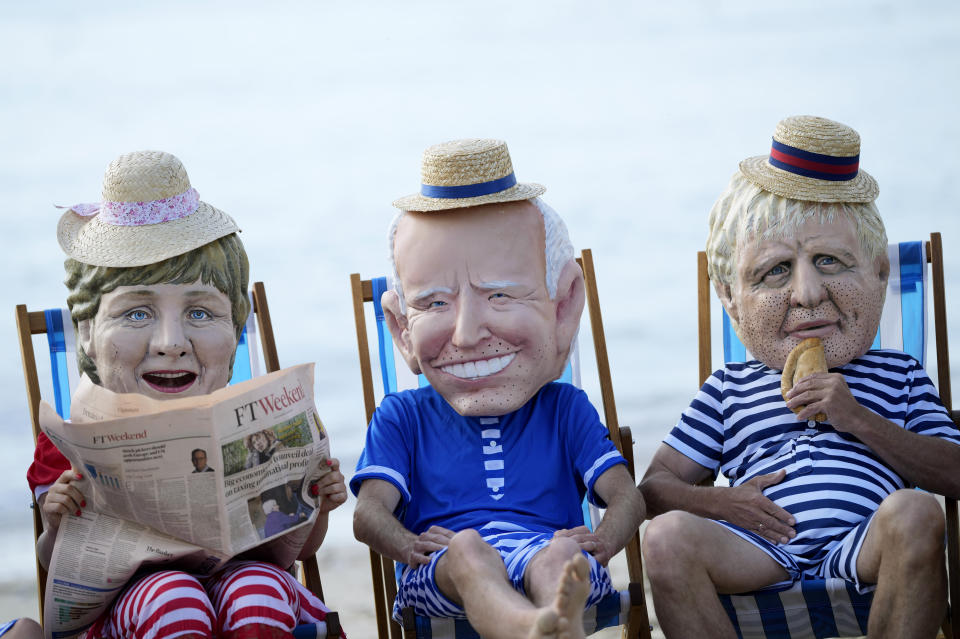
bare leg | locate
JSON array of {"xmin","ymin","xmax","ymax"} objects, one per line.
[
  {"xmin": 524, "ymin": 536, "xmax": 591, "ymax": 639},
  {"xmin": 435, "ymin": 529, "xmax": 549, "ymax": 639},
  {"xmin": 434, "ymin": 531, "xmax": 593, "ymax": 639},
  {"xmin": 642, "ymin": 511, "xmax": 790, "ymax": 639},
  {"xmin": 5, "ymin": 618, "xmax": 43, "ymax": 639},
  {"xmin": 856, "ymin": 490, "xmax": 946, "ymax": 638}
]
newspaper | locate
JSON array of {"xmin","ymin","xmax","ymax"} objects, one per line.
[{"xmin": 39, "ymin": 363, "xmax": 331, "ymax": 639}]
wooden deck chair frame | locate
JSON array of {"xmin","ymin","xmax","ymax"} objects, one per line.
[
  {"xmin": 350, "ymin": 249, "xmax": 651, "ymax": 639},
  {"xmin": 696, "ymin": 232, "xmax": 959, "ymax": 638},
  {"xmin": 15, "ymin": 281, "xmax": 341, "ymax": 638}
]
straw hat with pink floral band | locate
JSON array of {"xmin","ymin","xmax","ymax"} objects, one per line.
[
  {"xmin": 392, "ymin": 138, "xmax": 545, "ymax": 212},
  {"xmin": 57, "ymin": 150, "xmax": 240, "ymax": 267},
  {"xmin": 738, "ymin": 115, "xmax": 879, "ymax": 203}
]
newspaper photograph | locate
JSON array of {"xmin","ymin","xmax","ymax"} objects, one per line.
[{"xmin": 39, "ymin": 363, "xmax": 331, "ymax": 639}]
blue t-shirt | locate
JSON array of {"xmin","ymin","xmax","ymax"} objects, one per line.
[{"xmin": 351, "ymin": 382, "xmax": 626, "ymax": 535}]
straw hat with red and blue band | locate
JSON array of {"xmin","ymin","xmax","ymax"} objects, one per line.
[{"xmin": 739, "ymin": 115, "xmax": 879, "ymax": 203}]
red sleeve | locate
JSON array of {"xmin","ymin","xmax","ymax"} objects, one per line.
[{"xmin": 27, "ymin": 432, "xmax": 70, "ymax": 493}]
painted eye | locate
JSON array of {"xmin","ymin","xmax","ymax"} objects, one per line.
[
  {"xmin": 428, "ymin": 300, "xmax": 447, "ymax": 308},
  {"xmin": 126, "ymin": 309, "xmax": 149, "ymax": 321},
  {"xmin": 188, "ymin": 309, "xmax": 210, "ymax": 320},
  {"xmin": 767, "ymin": 263, "xmax": 788, "ymax": 277},
  {"xmin": 489, "ymin": 292, "xmax": 507, "ymax": 300},
  {"xmin": 816, "ymin": 255, "xmax": 838, "ymax": 266}
]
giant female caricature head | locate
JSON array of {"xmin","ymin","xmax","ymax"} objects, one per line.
[
  {"xmin": 706, "ymin": 116, "xmax": 889, "ymax": 371},
  {"xmin": 58, "ymin": 150, "xmax": 250, "ymax": 399},
  {"xmin": 382, "ymin": 139, "xmax": 585, "ymax": 417}
]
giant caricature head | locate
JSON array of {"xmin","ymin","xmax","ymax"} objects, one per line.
[
  {"xmin": 382, "ymin": 139, "xmax": 585, "ymax": 417},
  {"xmin": 57, "ymin": 150, "xmax": 250, "ymax": 400},
  {"xmin": 706, "ymin": 116, "xmax": 889, "ymax": 371}
]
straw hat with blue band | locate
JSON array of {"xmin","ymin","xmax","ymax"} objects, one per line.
[
  {"xmin": 738, "ymin": 115, "xmax": 879, "ymax": 203},
  {"xmin": 392, "ymin": 138, "xmax": 545, "ymax": 212}
]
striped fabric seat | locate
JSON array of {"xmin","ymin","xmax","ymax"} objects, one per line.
[
  {"xmin": 368, "ymin": 276, "xmax": 629, "ymax": 638},
  {"xmin": 719, "ymin": 578, "xmax": 871, "ymax": 638},
  {"xmin": 716, "ymin": 241, "xmax": 927, "ymax": 638}
]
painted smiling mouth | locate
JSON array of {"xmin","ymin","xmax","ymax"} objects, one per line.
[
  {"xmin": 142, "ymin": 371, "xmax": 198, "ymax": 392},
  {"xmin": 439, "ymin": 353, "xmax": 516, "ymax": 380}
]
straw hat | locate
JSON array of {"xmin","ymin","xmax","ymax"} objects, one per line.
[
  {"xmin": 739, "ymin": 115, "xmax": 878, "ymax": 203},
  {"xmin": 392, "ymin": 138, "xmax": 545, "ymax": 212},
  {"xmin": 57, "ymin": 150, "xmax": 240, "ymax": 267}
]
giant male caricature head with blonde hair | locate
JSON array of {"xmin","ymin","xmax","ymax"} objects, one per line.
[
  {"xmin": 705, "ymin": 116, "xmax": 890, "ymax": 371},
  {"xmin": 381, "ymin": 139, "xmax": 586, "ymax": 416}
]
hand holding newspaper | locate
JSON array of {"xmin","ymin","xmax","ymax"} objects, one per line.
[{"xmin": 39, "ymin": 363, "xmax": 330, "ymax": 638}]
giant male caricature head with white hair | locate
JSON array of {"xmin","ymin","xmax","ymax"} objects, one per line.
[
  {"xmin": 381, "ymin": 139, "xmax": 586, "ymax": 416},
  {"xmin": 353, "ymin": 139, "xmax": 644, "ymax": 639}
]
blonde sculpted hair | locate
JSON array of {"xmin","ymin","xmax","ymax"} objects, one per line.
[
  {"xmin": 706, "ymin": 172, "xmax": 888, "ymax": 289},
  {"xmin": 64, "ymin": 234, "xmax": 250, "ymax": 385}
]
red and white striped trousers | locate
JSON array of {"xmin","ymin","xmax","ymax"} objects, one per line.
[{"xmin": 83, "ymin": 560, "xmax": 340, "ymax": 639}]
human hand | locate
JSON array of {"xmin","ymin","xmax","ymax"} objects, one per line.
[
  {"xmin": 553, "ymin": 526, "xmax": 614, "ymax": 565},
  {"xmin": 785, "ymin": 372, "xmax": 869, "ymax": 430},
  {"xmin": 404, "ymin": 526, "xmax": 455, "ymax": 566},
  {"xmin": 42, "ymin": 469, "xmax": 85, "ymax": 531},
  {"xmin": 722, "ymin": 470, "xmax": 796, "ymax": 544},
  {"xmin": 308, "ymin": 458, "xmax": 347, "ymax": 514}
]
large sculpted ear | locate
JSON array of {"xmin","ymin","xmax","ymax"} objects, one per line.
[
  {"xmin": 381, "ymin": 290, "xmax": 422, "ymax": 375},
  {"xmin": 554, "ymin": 260, "xmax": 586, "ymax": 361},
  {"xmin": 77, "ymin": 318, "xmax": 96, "ymax": 361},
  {"xmin": 713, "ymin": 280, "xmax": 739, "ymax": 325},
  {"xmin": 876, "ymin": 253, "xmax": 890, "ymax": 286}
]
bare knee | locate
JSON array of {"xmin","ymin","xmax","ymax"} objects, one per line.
[
  {"xmin": 643, "ymin": 511, "xmax": 702, "ymax": 579},
  {"xmin": 874, "ymin": 490, "xmax": 945, "ymax": 558},
  {"xmin": 8, "ymin": 618, "xmax": 43, "ymax": 639},
  {"xmin": 445, "ymin": 529, "xmax": 498, "ymax": 572},
  {"xmin": 525, "ymin": 534, "xmax": 581, "ymax": 580},
  {"xmin": 540, "ymin": 534, "xmax": 581, "ymax": 564}
]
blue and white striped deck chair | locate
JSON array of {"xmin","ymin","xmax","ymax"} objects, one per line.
[
  {"xmin": 696, "ymin": 233, "xmax": 960, "ymax": 639},
  {"xmin": 16, "ymin": 282, "xmax": 342, "ymax": 638},
  {"xmin": 351, "ymin": 249, "xmax": 651, "ymax": 639}
]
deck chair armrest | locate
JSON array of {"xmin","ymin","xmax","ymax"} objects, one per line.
[{"xmin": 619, "ymin": 426, "xmax": 636, "ymax": 481}]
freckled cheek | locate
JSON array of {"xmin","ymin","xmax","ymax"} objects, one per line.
[
  {"xmin": 823, "ymin": 282, "xmax": 883, "ymax": 362},
  {"xmin": 740, "ymin": 293, "xmax": 790, "ymax": 338}
]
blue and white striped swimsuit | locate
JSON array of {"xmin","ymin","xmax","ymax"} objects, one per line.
[{"xmin": 665, "ymin": 350, "xmax": 960, "ymax": 589}]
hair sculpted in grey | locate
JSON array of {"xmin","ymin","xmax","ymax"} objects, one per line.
[{"xmin": 387, "ymin": 197, "xmax": 575, "ymax": 312}]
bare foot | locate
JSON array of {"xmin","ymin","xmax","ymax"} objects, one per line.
[
  {"xmin": 528, "ymin": 608, "xmax": 559, "ymax": 638},
  {"xmin": 527, "ymin": 554, "xmax": 590, "ymax": 639}
]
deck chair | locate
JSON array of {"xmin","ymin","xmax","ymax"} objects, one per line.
[
  {"xmin": 696, "ymin": 233, "xmax": 959, "ymax": 638},
  {"xmin": 15, "ymin": 281, "xmax": 341, "ymax": 639},
  {"xmin": 350, "ymin": 249, "xmax": 651, "ymax": 639}
]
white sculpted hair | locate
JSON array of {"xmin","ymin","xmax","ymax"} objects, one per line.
[
  {"xmin": 387, "ymin": 197, "xmax": 574, "ymax": 311},
  {"xmin": 706, "ymin": 172, "xmax": 888, "ymax": 289}
]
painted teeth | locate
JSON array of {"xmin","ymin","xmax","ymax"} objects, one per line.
[
  {"xmin": 441, "ymin": 353, "xmax": 515, "ymax": 379},
  {"xmin": 149, "ymin": 372, "xmax": 192, "ymax": 378}
]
